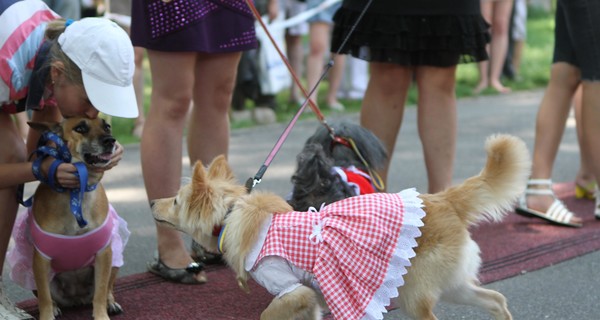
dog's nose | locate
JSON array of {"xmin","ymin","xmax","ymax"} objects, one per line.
[{"xmin": 102, "ymin": 135, "xmax": 116, "ymax": 148}]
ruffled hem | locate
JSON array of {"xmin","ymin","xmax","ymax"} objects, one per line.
[
  {"xmin": 7, "ymin": 205, "xmax": 130, "ymax": 290},
  {"xmin": 363, "ymin": 188, "xmax": 425, "ymax": 319},
  {"xmin": 332, "ymin": 9, "xmax": 490, "ymax": 66}
]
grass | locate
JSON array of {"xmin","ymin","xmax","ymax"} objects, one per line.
[{"xmin": 111, "ymin": 6, "xmax": 555, "ymax": 145}]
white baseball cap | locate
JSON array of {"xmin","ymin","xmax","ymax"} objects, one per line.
[{"xmin": 58, "ymin": 18, "xmax": 138, "ymax": 118}]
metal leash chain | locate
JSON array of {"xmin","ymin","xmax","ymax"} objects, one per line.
[{"xmin": 243, "ymin": 0, "xmax": 375, "ymax": 192}]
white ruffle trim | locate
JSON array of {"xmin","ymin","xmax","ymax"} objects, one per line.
[{"xmin": 363, "ymin": 188, "xmax": 425, "ymax": 320}]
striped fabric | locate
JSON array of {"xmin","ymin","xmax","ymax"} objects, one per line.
[{"xmin": 0, "ymin": 0, "xmax": 59, "ymax": 112}]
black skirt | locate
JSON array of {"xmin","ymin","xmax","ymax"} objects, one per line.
[{"xmin": 331, "ymin": 3, "xmax": 491, "ymax": 67}]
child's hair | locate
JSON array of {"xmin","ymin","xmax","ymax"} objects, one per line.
[{"xmin": 42, "ymin": 19, "xmax": 83, "ymax": 87}]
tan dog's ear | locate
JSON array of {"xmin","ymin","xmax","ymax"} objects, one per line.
[
  {"xmin": 207, "ymin": 155, "xmax": 235, "ymax": 181},
  {"xmin": 27, "ymin": 121, "xmax": 62, "ymax": 135},
  {"xmin": 191, "ymin": 160, "xmax": 210, "ymax": 194}
]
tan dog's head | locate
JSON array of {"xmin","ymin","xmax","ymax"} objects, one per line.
[
  {"xmin": 29, "ymin": 117, "xmax": 116, "ymax": 169},
  {"xmin": 151, "ymin": 155, "xmax": 248, "ymax": 253}
]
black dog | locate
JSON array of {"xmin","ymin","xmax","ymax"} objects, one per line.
[{"xmin": 288, "ymin": 122, "xmax": 387, "ymax": 211}]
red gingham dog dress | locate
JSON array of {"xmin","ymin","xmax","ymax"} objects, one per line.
[{"xmin": 245, "ymin": 189, "xmax": 425, "ymax": 320}]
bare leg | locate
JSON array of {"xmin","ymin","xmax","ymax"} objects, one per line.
[
  {"xmin": 286, "ymin": 32, "xmax": 305, "ymax": 104},
  {"xmin": 360, "ymin": 62, "xmax": 412, "ymax": 187},
  {"xmin": 416, "ymin": 66, "xmax": 457, "ymax": 193},
  {"xmin": 572, "ymin": 85, "xmax": 596, "ymax": 195},
  {"xmin": 132, "ymin": 47, "xmax": 146, "ymax": 138},
  {"xmin": 527, "ymin": 62, "xmax": 582, "ymax": 224},
  {"xmin": 0, "ymin": 113, "xmax": 30, "ymax": 318},
  {"xmin": 306, "ymin": 22, "xmax": 330, "ymax": 106},
  {"xmin": 187, "ymin": 52, "xmax": 241, "ymax": 166},
  {"xmin": 580, "ymin": 81, "xmax": 600, "ymax": 204},
  {"xmin": 488, "ymin": 0, "xmax": 513, "ymax": 93},
  {"xmin": 141, "ymin": 50, "xmax": 205, "ymax": 282},
  {"xmin": 474, "ymin": 1, "xmax": 493, "ymax": 94},
  {"xmin": 325, "ymin": 54, "xmax": 345, "ymax": 109}
]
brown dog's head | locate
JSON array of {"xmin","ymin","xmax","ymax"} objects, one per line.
[
  {"xmin": 29, "ymin": 117, "xmax": 116, "ymax": 169},
  {"xmin": 151, "ymin": 155, "xmax": 248, "ymax": 253}
]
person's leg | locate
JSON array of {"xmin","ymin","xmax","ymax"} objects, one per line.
[
  {"xmin": 474, "ymin": 1, "xmax": 493, "ymax": 94},
  {"xmin": 525, "ymin": 62, "xmax": 582, "ymax": 224},
  {"xmin": 325, "ymin": 53, "xmax": 345, "ymax": 110},
  {"xmin": 0, "ymin": 113, "xmax": 31, "ymax": 318},
  {"xmin": 572, "ymin": 84, "xmax": 596, "ymax": 198},
  {"xmin": 13, "ymin": 112, "xmax": 29, "ymax": 141},
  {"xmin": 416, "ymin": 66, "xmax": 458, "ymax": 193},
  {"xmin": 132, "ymin": 46, "xmax": 146, "ymax": 138},
  {"xmin": 488, "ymin": 0, "xmax": 513, "ymax": 93},
  {"xmin": 187, "ymin": 52, "xmax": 241, "ymax": 165},
  {"xmin": 141, "ymin": 50, "xmax": 205, "ymax": 282},
  {"xmin": 360, "ymin": 62, "xmax": 412, "ymax": 187},
  {"xmin": 306, "ymin": 22, "xmax": 330, "ymax": 106},
  {"xmin": 580, "ymin": 81, "xmax": 600, "ymax": 214},
  {"xmin": 286, "ymin": 32, "xmax": 305, "ymax": 104}
]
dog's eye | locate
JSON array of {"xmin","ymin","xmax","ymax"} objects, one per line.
[
  {"xmin": 73, "ymin": 122, "xmax": 89, "ymax": 134},
  {"xmin": 102, "ymin": 120, "xmax": 112, "ymax": 133}
]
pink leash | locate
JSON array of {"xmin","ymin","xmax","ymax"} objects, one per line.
[{"xmin": 243, "ymin": 0, "xmax": 374, "ymax": 191}]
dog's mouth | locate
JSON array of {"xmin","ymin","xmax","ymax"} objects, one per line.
[{"xmin": 83, "ymin": 152, "xmax": 113, "ymax": 167}]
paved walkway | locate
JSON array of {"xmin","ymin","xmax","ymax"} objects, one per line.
[{"xmin": 5, "ymin": 89, "xmax": 600, "ymax": 319}]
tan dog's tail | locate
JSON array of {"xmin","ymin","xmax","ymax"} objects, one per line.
[{"xmin": 435, "ymin": 134, "xmax": 531, "ymax": 226}]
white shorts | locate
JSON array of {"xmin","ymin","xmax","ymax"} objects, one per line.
[{"xmin": 282, "ymin": 0, "xmax": 309, "ymax": 36}]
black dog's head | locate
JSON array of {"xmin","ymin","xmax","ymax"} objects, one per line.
[{"xmin": 288, "ymin": 122, "xmax": 387, "ymax": 211}]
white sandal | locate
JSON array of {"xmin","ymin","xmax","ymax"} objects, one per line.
[{"xmin": 515, "ymin": 179, "xmax": 582, "ymax": 228}]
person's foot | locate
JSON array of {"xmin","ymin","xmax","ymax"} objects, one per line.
[
  {"xmin": 521, "ymin": 192, "xmax": 583, "ymax": 226},
  {"xmin": 575, "ymin": 175, "xmax": 597, "ymax": 200},
  {"xmin": 154, "ymin": 247, "xmax": 207, "ymax": 283},
  {"xmin": 326, "ymin": 100, "xmax": 345, "ymax": 111},
  {"xmin": 473, "ymin": 82, "xmax": 488, "ymax": 95},
  {"xmin": 491, "ymin": 81, "xmax": 511, "ymax": 94}
]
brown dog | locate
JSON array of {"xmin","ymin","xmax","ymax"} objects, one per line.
[
  {"xmin": 152, "ymin": 134, "xmax": 530, "ymax": 320},
  {"xmin": 14, "ymin": 117, "xmax": 125, "ymax": 320}
]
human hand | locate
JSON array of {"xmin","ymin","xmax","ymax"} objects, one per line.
[{"xmin": 41, "ymin": 157, "xmax": 79, "ymax": 189}]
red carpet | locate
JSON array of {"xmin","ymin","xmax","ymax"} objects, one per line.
[{"xmin": 18, "ymin": 182, "xmax": 598, "ymax": 319}]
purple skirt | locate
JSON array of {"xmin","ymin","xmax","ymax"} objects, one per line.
[{"xmin": 130, "ymin": 0, "xmax": 257, "ymax": 53}]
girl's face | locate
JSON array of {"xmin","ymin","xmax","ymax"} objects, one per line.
[{"xmin": 51, "ymin": 65, "xmax": 100, "ymax": 119}]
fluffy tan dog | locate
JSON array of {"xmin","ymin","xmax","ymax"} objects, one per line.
[
  {"xmin": 152, "ymin": 134, "xmax": 530, "ymax": 320},
  {"xmin": 15, "ymin": 117, "xmax": 125, "ymax": 320}
]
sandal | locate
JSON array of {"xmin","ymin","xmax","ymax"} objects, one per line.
[
  {"xmin": 515, "ymin": 179, "xmax": 583, "ymax": 228},
  {"xmin": 575, "ymin": 181, "xmax": 597, "ymax": 200},
  {"xmin": 147, "ymin": 255, "xmax": 206, "ymax": 284},
  {"xmin": 191, "ymin": 240, "xmax": 224, "ymax": 265}
]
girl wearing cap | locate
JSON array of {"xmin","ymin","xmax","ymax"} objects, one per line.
[{"xmin": 0, "ymin": 1, "xmax": 138, "ymax": 318}]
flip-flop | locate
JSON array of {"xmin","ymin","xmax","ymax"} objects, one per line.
[{"xmin": 147, "ymin": 257, "xmax": 206, "ymax": 284}]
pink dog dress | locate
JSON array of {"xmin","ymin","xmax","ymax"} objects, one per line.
[
  {"xmin": 7, "ymin": 204, "xmax": 130, "ymax": 290},
  {"xmin": 245, "ymin": 189, "xmax": 425, "ymax": 320}
]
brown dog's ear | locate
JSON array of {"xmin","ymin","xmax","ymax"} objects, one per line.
[
  {"xmin": 27, "ymin": 121, "xmax": 62, "ymax": 135},
  {"xmin": 207, "ymin": 155, "xmax": 235, "ymax": 181}
]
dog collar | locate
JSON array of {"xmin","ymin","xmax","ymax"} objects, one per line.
[
  {"xmin": 18, "ymin": 131, "xmax": 96, "ymax": 228},
  {"xmin": 217, "ymin": 224, "xmax": 228, "ymax": 254}
]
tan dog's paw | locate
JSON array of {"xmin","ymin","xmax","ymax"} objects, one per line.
[{"xmin": 108, "ymin": 301, "xmax": 123, "ymax": 315}]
